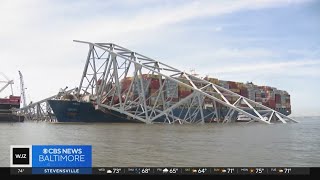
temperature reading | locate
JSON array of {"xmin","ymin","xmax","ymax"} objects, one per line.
[
  {"xmin": 227, "ymin": 168, "xmax": 234, "ymax": 173},
  {"xmin": 198, "ymin": 168, "xmax": 207, "ymax": 174},
  {"xmin": 113, "ymin": 168, "xmax": 121, "ymax": 174},
  {"xmin": 284, "ymin": 168, "xmax": 291, "ymax": 174},
  {"xmin": 18, "ymin": 169, "xmax": 24, "ymax": 173},
  {"xmin": 256, "ymin": 168, "xmax": 264, "ymax": 174},
  {"xmin": 169, "ymin": 168, "xmax": 178, "ymax": 173},
  {"xmin": 141, "ymin": 168, "xmax": 150, "ymax": 174}
]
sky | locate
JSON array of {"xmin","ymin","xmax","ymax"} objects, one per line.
[{"xmin": 0, "ymin": 0, "xmax": 319, "ymax": 116}]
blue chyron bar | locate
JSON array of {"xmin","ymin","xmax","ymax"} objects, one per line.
[
  {"xmin": 7, "ymin": 167, "xmax": 318, "ymax": 175},
  {"xmin": 31, "ymin": 145, "xmax": 92, "ymax": 175}
]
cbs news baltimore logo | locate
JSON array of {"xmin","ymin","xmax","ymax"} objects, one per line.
[{"xmin": 10, "ymin": 145, "xmax": 92, "ymax": 174}]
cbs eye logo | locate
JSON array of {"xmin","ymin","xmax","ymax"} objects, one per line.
[{"xmin": 10, "ymin": 145, "xmax": 32, "ymax": 167}]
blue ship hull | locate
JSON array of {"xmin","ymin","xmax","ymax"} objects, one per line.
[
  {"xmin": 48, "ymin": 100, "xmax": 136, "ymax": 123},
  {"xmin": 48, "ymin": 100, "xmax": 290, "ymax": 123}
]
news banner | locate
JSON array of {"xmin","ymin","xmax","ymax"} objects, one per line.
[{"xmin": 8, "ymin": 145, "xmax": 317, "ymax": 175}]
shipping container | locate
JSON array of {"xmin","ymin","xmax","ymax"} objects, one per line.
[
  {"xmin": 255, "ymin": 97, "xmax": 262, "ymax": 102},
  {"xmin": 255, "ymin": 90, "xmax": 261, "ymax": 96},
  {"xmin": 228, "ymin": 81, "xmax": 238, "ymax": 89},
  {"xmin": 248, "ymin": 95, "xmax": 255, "ymax": 100},
  {"xmin": 230, "ymin": 89, "xmax": 240, "ymax": 93},
  {"xmin": 268, "ymin": 91, "xmax": 275, "ymax": 100},
  {"xmin": 275, "ymin": 94, "xmax": 281, "ymax": 103},
  {"xmin": 179, "ymin": 90, "xmax": 192, "ymax": 98},
  {"xmin": 209, "ymin": 78, "xmax": 219, "ymax": 84},
  {"xmin": 165, "ymin": 79, "xmax": 179, "ymax": 98},
  {"xmin": 281, "ymin": 95, "xmax": 286, "ymax": 105},
  {"xmin": 139, "ymin": 74, "xmax": 161, "ymax": 79},
  {"xmin": 261, "ymin": 86, "xmax": 273, "ymax": 91},
  {"xmin": 218, "ymin": 80, "xmax": 229, "ymax": 89},
  {"xmin": 121, "ymin": 79, "xmax": 132, "ymax": 92},
  {"xmin": 262, "ymin": 102, "xmax": 269, "ymax": 107},
  {"xmin": 150, "ymin": 79, "xmax": 160, "ymax": 89},
  {"xmin": 178, "ymin": 81, "xmax": 192, "ymax": 91},
  {"xmin": 149, "ymin": 88, "xmax": 159, "ymax": 97},
  {"xmin": 268, "ymin": 100, "xmax": 276, "ymax": 109},
  {"xmin": 285, "ymin": 103, "xmax": 291, "ymax": 108},
  {"xmin": 240, "ymin": 88, "xmax": 248, "ymax": 98},
  {"xmin": 237, "ymin": 82, "xmax": 245, "ymax": 88},
  {"xmin": 133, "ymin": 79, "xmax": 149, "ymax": 95},
  {"xmin": 150, "ymin": 97, "xmax": 163, "ymax": 106},
  {"xmin": 169, "ymin": 97, "xmax": 179, "ymax": 102}
]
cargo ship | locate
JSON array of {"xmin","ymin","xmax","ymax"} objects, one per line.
[
  {"xmin": 0, "ymin": 95, "xmax": 24, "ymax": 122},
  {"xmin": 0, "ymin": 72, "xmax": 24, "ymax": 122},
  {"xmin": 48, "ymin": 75, "xmax": 291, "ymax": 123}
]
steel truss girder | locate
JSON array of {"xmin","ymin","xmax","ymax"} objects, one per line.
[
  {"xmin": 13, "ymin": 88, "xmax": 77, "ymax": 122},
  {"xmin": 74, "ymin": 40, "xmax": 297, "ymax": 124}
]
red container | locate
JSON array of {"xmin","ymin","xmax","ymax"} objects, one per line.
[
  {"xmin": 0, "ymin": 98, "xmax": 10, "ymax": 103},
  {"xmin": 170, "ymin": 98, "xmax": 179, "ymax": 102},
  {"xmin": 150, "ymin": 79, "xmax": 160, "ymax": 89},
  {"xmin": 228, "ymin": 81, "xmax": 238, "ymax": 89},
  {"xmin": 179, "ymin": 90, "xmax": 192, "ymax": 98},
  {"xmin": 9, "ymin": 96, "xmax": 21, "ymax": 100},
  {"xmin": 240, "ymin": 88, "xmax": 248, "ymax": 97},
  {"xmin": 121, "ymin": 80, "xmax": 132, "ymax": 91},
  {"xmin": 275, "ymin": 94, "xmax": 281, "ymax": 103},
  {"xmin": 106, "ymin": 96, "xmax": 125, "ymax": 104},
  {"xmin": 268, "ymin": 100, "xmax": 276, "ymax": 109}
]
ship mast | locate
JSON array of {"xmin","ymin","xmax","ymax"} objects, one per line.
[{"xmin": 18, "ymin": 71, "xmax": 27, "ymax": 108}]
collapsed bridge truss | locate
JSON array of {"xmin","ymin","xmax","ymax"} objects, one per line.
[{"xmin": 73, "ymin": 40, "xmax": 297, "ymax": 124}]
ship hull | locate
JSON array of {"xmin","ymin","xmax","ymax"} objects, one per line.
[
  {"xmin": 48, "ymin": 100, "xmax": 290, "ymax": 123},
  {"xmin": 48, "ymin": 100, "xmax": 136, "ymax": 123},
  {"xmin": 0, "ymin": 113, "xmax": 24, "ymax": 122}
]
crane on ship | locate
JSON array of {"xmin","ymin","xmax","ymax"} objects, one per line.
[
  {"xmin": 0, "ymin": 72, "xmax": 14, "ymax": 96},
  {"xmin": 18, "ymin": 71, "xmax": 27, "ymax": 108}
]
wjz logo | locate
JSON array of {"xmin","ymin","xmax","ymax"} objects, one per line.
[
  {"xmin": 13, "ymin": 148, "xmax": 29, "ymax": 164},
  {"xmin": 10, "ymin": 145, "xmax": 32, "ymax": 167}
]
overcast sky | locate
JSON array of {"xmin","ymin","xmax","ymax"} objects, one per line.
[{"xmin": 0, "ymin": 0, "xmax": 319, "ymax": 116}]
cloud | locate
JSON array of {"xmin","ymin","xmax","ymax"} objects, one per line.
[
  {"xmin": 203, "ymin": 48, "xmax": 276, "ymax": 60},
  {"xmin": 210, "ymin": 59, "xmax": 320, "ymax": 74},
  {"xmin": 0, "ymin": 0, "xmax": 315, "ymax": 102},
  {"xmin": 214, "ymin": 26, "xmax": 223, "ymax": 32}
]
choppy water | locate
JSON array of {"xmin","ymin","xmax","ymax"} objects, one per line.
[{"xmin": 0, "ymin": 117, "xmax": 319, "ymax": 167}]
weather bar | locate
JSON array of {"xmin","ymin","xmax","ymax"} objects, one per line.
[{"xmin": 9, "ymin": 167, "xmax": 314, "ymax": 175}]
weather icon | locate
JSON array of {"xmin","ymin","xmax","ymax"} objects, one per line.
[
  {"xmin": 163, "ymin": 168, "xmax": 168, "ymax": 173},
  {"xmin": 107, "ymin": 170, "xmax": 112, "ymax": 174}
]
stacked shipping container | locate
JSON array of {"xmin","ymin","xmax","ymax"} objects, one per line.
[{"xmin": 120, "ymin": 74, "xmax": 291, "ymax": 115}]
